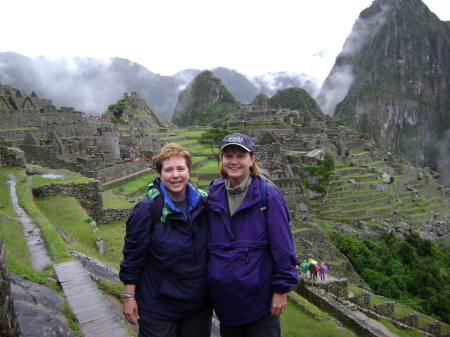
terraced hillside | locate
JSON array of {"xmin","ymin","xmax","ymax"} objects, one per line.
[{"xmin": 311, "ymin": 151, "xmax": 450, "ymax": 233}]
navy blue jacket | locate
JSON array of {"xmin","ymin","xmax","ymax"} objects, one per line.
[{"xmin": 119, "ymin": 177, "xmax": 210, "ymax": 319}]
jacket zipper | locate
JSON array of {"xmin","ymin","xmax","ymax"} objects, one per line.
[
  {"xmin": 191, "ymin": 230, "xmax": 197, "ymax": 258},
  {"xmin": 245, "ymin": 247, "xmax": 249, "ymax": 264}
]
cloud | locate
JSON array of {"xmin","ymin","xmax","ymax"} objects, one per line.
[{"xmin": 317, "ymin": 6, "xmax": 389, "ymax": 115}]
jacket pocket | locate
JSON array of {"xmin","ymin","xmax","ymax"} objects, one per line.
[
  {"xmin": 158, "ymin": 275, "xmax": 207, "ymax": 303},
  {"xmin": 208, "ymin": 247, "xmax": 264, "ymax": 292}
]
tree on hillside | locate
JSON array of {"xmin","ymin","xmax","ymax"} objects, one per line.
[
  {"xmin": 108, "ymin": 101, "xmax": 128, "ymax": 123},
  {"xmin": 198, "ymin": 128, "xmax": 230, "ymax": 166}
]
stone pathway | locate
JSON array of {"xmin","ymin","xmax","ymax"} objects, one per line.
[{"xmin": 352, "ymin": 311, "xmax": 399, "ymax": 337}]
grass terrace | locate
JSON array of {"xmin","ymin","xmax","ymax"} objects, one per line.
[{"xmin": 191, "ymin": 159, "xmax": 221, "ymax": 174}]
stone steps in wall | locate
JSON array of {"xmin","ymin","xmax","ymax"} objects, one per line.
[
  {"xmin": 419, "ymin": 194, "xmax": 448, "ymax": 207},
  {"xmin": 423, "ymin": 202, "xmax": 450, "ymax": 213},
  {"xmin": 329, "ymin": 179, "xmax": 385, "ymax": 192},
  {"xmin": 327, "ymin": 190, "xmax": 392, "ymax": 204},
  {"xmin": 351, "ymin": 157, "xmax": 375, "ymax": 166},
  {"xmin": 322, "ymin": 194, "xmax": 393, "ymax": 211},
  {"xmin": 364, "ymin": 160, "xmax": 389, "ymax": 169},
  {"xmin": 416, "ymin": 187, "xmax": 443, "ymax": 198},
  {"xmin": 328, "ymin": 185, "xmax": 404, "ymax": 198},
  {"xmin": 320, "ymin": 204, "xmax": 395, "ymax": 218},
  {"xmin": 394, "ymin": 205, "xmax": 424, "ymax": 216},
  {"xmin": 329, "ymin": 173, "xmax": 380, "ymax": 187},
  {"xmin": 405, "ymin": 181, "xmax": 436, "ymax": 191},
  {"xmin": 341, "ymin": 298, "xmax": 361, "ymax": 312},
  {"xmin": 332, "ymin": 167, "xmax": 367, "ymax": 177}
]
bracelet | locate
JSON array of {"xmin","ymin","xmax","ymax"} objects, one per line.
[
  {"xmin": 123, "ymin": 297, "xmax": 136, "ymax": 301},
  {"xmin": 123, "ymin": 292, "xmax": 135, "ymax": 298}
]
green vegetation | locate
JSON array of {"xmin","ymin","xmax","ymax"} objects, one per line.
[
  {"xmin": 282, "ymin": 293, "xmax": 355, "ymax": 336},
  {"xmin": 191, "ymin": 160, "xmax": 221, "ymax": 174},
  {"xmin": 102, "ymin": 193, "xmax": 135, "ymax": 209},
  {"xmin": 175, "ymin": 102, "xmax": 241, "ymax": 127},
  {"xmin": 103, "ymin": 173, "xmax": 157, "ymax": 196},
  {"xmin": 197, "ymin": 128, "xmax": 230, "ymax": 165},
  {"xmin": 300, "ymin": 152, "xmax": 335, "ymax": 194},
  {"xmin": 268, "ymin": 87, "xmax": 324, "ymax": 116},
  {"xmin": 172, "ymin": 70, "xmax": 241, "ymax": 127},
  {"xmin": 336, "ymin": 231, "xmax": 450, "ymax": 323},
  {"xmin": 107, "ymin": 100, "xmax": 129, "ymax": 124}
]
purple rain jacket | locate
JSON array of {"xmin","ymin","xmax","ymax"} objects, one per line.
[
  {"xmin": 207, "ymin": 176, "xmax": 298, "ymax": 326},
  {"xmin": 119, "ymin": 177, "xmax": 210, "ymax": 319}
]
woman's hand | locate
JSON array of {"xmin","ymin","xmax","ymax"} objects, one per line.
[
  {"xmin": 123, "ymin": 298, "xmax": 139, "ymax": 325},
  {"xmin": 270, "ymin": 292, "xmax": 287, "ymax": 317}
]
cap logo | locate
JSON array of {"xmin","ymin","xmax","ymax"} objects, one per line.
[{"xmin": 228, "ymin": 135, "xmax": 243, "ymax": 143}]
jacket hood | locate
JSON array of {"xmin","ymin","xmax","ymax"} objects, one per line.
[{"xmin": 147, "ymin": 176, "xmax": 207, "ymax": 222}]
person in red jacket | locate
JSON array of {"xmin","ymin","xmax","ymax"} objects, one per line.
[{"xmin": 207, "ymin": 133, "xmax": 298, "ymax": 337}]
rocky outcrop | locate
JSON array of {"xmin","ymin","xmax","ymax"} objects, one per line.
[
  {"xmin": 0, "ymin": 233, "xmax": 21, "ymax": 337},
  {"xmin": 10, "ymin": 274, "xmax": 76, "ymax": 337},
  {"xmin": 317, "ymin": 0, "xmax": 450, "ymax": 184}
]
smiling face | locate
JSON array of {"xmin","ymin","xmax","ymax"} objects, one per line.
[
  {"xmin": 159, "ymin": 156, "xmax": 189, "ymax": 202},
  {"xmin": 221, "ymin": 145, "xmax": 255, "ymax": 188}
]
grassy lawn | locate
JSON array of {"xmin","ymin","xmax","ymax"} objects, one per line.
[
  {"xmin": 191, "ymin": 160, "xmax": 220, "ymax": 174},
  {"xmin": 282, "ymin": 293, "xmax": 355, "ymax": 336},
  {"xmin": 102, "ymin": 193, "xmax": 136, "ymax": 209},
  {"xmin": 0, "ymin": 167, "xmax": 33, "ymax": 272},
  {"xmin": 187, "ymin": 144, "xmax": 204, "ymax": 151},
  {"xmin": 34, "ymin": 195, "xmax": 121, "ymax": 268},
  {"xmin": 191, "ymin": 156, "xmax": 208, "ymax": 164},
  {"xmin": 198, "ymin": 147, "xmax": 216, "ymax": 154},
  {"xmin": 103, "ymin": 173, "xmax": 157, "ymax": 195},
  {"xmin": 179, "ymin": 130, "xmax": 205, "ymax": 137}
]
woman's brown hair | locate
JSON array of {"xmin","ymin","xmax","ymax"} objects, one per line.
[
  {"xmin": 219, "ymin": 145, "xmax": 260, "ymax": 178},
  {"xmin": 155, "ymin": 143, "xmax": 192, "ymax": 174}
]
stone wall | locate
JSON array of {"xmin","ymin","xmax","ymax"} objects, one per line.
[
  {"xmin": 33, "ymin": 181, "xmax": 104, "ymax": 220},
  {"xmin": 350, "ymin": 291, "xmax": 371, "ymax": 308},
  {"xmin": 373, "ymin": 301, "xmax": 395, "ymax": 318},
  {"xmin": 0, "ymin": 233, "xmax": 22, "ymax": 337},
  {"xmin": 295, "ymin": 280, "xmax": 386, "ymax": 337},
  {"xmin": 0, "ymin": 146, "xmax": 26, "ymax": 168},
  {"xmin": 397, "ymin": 313, "xmax": 419, "ymax": 328},
  {"xmin": 99, "ymin": 208, "xmax": 134, "ymax": 224},
  {"xmin": 20, "ymin": 143, "xmax": 148, "ymax": 183}
]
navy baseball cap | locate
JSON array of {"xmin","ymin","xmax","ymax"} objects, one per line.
[{"xmin": 220, "ymin": 133, "xmax": 255, "ymax": 153}]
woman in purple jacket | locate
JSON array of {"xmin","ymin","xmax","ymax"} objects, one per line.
[{"xmin": 207, "ymin": 133, "xmax": 298, "ymax": 337}]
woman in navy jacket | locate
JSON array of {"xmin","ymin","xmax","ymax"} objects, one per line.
[
  {"xmin": 207, "ymin": 133, "xmax": 298, "ymax": 337},
  {"xmin": 120, "ymin": 143, "xmax": 211, "ymax": 337}
]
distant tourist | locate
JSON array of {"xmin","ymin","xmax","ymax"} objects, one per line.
[
  {"xmin": 299, "ymin": 260, "xmax": 309, "ymax": 277},
  {"xmin": 315, "ymin": 261, "xmax": 320, "ymax": 280},
  {"xmin": 207, "ymin": 133, "xmax": 298, "ymax": 337},
  {"xmin": 119, "ymin": 143, "xmax": 212, "ymax": 337},
  {"xmin": 319, "ymin": 262, "xmax": 329, "ymax": 281},
  {"xmin": 308, "ymin": 261, "xmax": 316, "ymax": 280}
]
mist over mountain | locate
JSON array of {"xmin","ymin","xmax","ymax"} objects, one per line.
[
  {"xmin": 317, "ymin": 0, "xmax": 450, "ymax": 185},
  {"xmin": 0, "ymin": 52, "xmax": 320, "ymax": 119}
]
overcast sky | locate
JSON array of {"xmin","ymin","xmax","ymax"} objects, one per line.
[{"xmin": 2, "ymin": 0, "xmax": 449, "ymax": 81}]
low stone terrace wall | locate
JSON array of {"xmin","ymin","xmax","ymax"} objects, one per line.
[
  {"xmin": 33, "ymin": 181, "xmax": 103, "ymax": 220},
  {"xmin": 0, "ymin": 146, "xmax": 26, "ymax": 168},
  {"xmin": 295, "ymin": 279, "xmax": 387, "ymax": 337}
]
